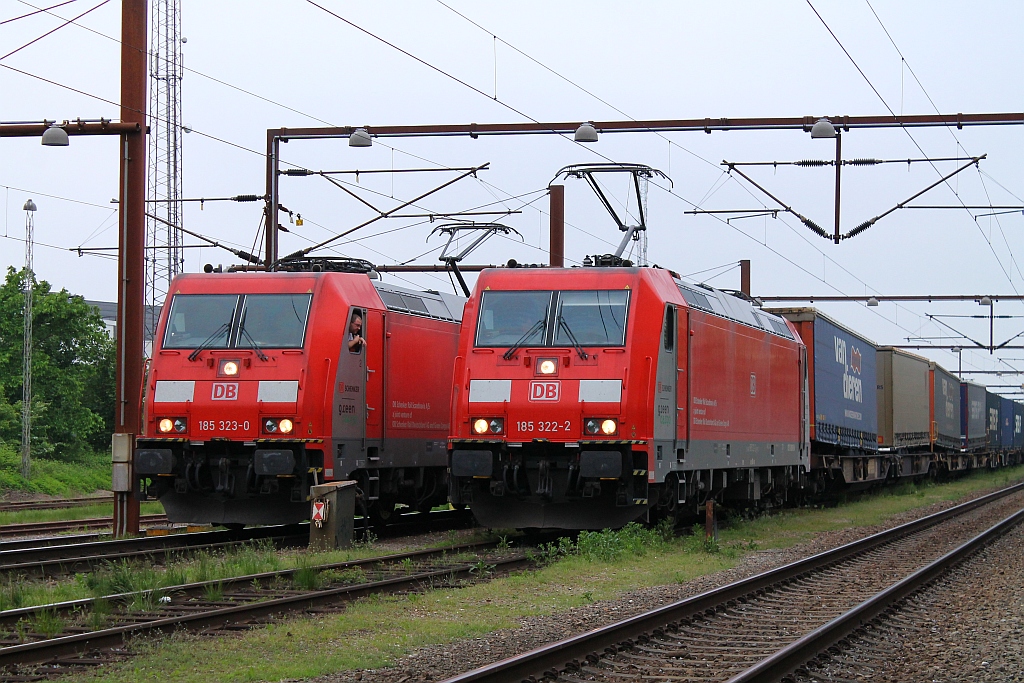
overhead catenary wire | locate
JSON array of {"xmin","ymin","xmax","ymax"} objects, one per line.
[
  {"xmin": 6, "ymin": 1, "xmax": 1007, "ymax": 378},
  {"xmin": 0, "ymin": 0, "xmax": 108, "ymax": 62},
  {"xmin": 1, "ymin": 0, "xmax": 79, "ymax": 25},
  {"xmin": 805, "ymin": 0, "xmax": 1021, "ymax": 293}
]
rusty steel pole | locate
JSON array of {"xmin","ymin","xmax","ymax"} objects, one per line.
[
  {"xmin": 740, "ymin": 259, "xmax": 751, "ymax": 296},
  {"xmin": 113, "ymin": 0, "xmax": 148, "ymax": 537},
  {"xmin": 549, "ymin": 184, "xmax": 564, "ymax": 267},
  {"xmin": 264, "ymin": 130, "xmax": 280, "ymax": 267}
]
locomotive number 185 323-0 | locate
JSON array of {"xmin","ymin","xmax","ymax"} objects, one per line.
[
  {"xmin": 516, "ymin": 420, "xmax": 571, "ymax": 433},
  {"xmin": 197, "ymin": 420, "xmax": 251, "ymax": 431}
]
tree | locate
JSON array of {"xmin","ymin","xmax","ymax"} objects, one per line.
[{"xmin": 0, "ymin": 267, "xmax": 115, "ymax": 459}]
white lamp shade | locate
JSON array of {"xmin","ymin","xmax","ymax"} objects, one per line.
[
  {"xmin": 349, "ymin": 128, "xmax": 372, "ymax": 147},
  {"xmin": 41, "ymin": 126, "xmax": 69, "ymax": 146},
  {"xmin": 810, "ymin": 118, "xmax": 836, "ymax": 139},
  {"xmin": 574, "ymin": 122, "xmax": 599, "ymax": 143}
]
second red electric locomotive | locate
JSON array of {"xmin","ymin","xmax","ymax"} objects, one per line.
[{"xmin": 448, "ymin": 265, "xmax": 808, "ymax": 530}]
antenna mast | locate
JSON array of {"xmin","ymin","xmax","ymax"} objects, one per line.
[
  {"xmin": 22, "ymin": 199, "xmax": 36, "ymax": 480},
  {"xmin": 146, "ymin": 0, "xmax": 184, "ymax": 343}
]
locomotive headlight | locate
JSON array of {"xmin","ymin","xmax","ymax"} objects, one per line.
[
  {"xmin": 219, "ymin": 359, "xmax": 240, "ymax": 377},
  {"xmin": 264, "ymin": 418, "xmax": 278, "ymax": 433},
  {"xmin": 278, "ymin": 418, "xmax": 294, "ymax": 434},
  {"xmin": 537, "ymin": 358, "xmax": 558, "ymax": 375},
  {"xmin": 173, "ymin": 418, "xmax": 187, "ymax": 433},
  {"xmin": 472, "ymin": 418, "xmax": 503, "ymax": 435},
  {"xmin": 585, "ymin": 418, "xmax": 617, "ymax": 436},
  {"xmin": 158, "ymin": 418, "xmax": 174, "ymax": 433}
]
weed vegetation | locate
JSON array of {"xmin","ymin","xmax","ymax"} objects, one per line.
[
  {"xmin": 0, "ymin": 537, "xmax": 398, "ymax": 613},
  {"xmin": 0, "ymin": 445, "xmax": 112, "ymax": 496},
  {"xmin": 45, "ymin": 466, "xmax": 1024, "ymax": 683},
  {"xmin": 0, "ymin": 501, "xmax": 164, "ymax": 527}
]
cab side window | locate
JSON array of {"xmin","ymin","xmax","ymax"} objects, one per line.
[{"xmin": 347, "ymin": 309, "xmax": 365, "ymax": 354}]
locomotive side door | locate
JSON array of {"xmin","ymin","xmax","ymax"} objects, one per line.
[
  {"xmin": 364, "ymin": 309, "xmax": 385, "ymax": 442},
  {"xmin": 677, "ymin": 308, "xmax": 689, "ymax": 447},
  {"xmin": 653, "ymin": 305, "xmax": 678, "ymax": 482}
]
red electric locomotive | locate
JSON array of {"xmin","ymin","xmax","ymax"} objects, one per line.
[
  {"xmin": 135, "ymin": 262, "xmax": 465, "ymax": 526},
  {"xmin": 448, "ymin": 264, "xmax": 809, "ymax": 530}
]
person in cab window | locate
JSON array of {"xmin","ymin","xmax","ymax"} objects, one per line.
[{"xmin": 348, "ymin": 311, "xmax": 365, "ymax": 353}]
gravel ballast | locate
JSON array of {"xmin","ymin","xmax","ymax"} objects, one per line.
[{"xmin": 324, "ymin": 483, "xmax": 1024, "ymax": 683}]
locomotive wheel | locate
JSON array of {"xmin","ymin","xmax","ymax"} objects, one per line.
[{"xmin": 369, "ymin": 502, "xmax": 397, "ymax": 526}]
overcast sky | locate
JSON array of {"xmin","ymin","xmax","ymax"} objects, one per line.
[{"xmin": 2, "ymin": 1, "xmax": 1023, "ymax": 384}]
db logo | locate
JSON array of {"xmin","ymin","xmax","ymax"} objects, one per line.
[
  {"xmin": 529, "ymin": 381, "xmax": 560, "ymax": 402},
  {"xmin": 211, "ymin": 382, "xmax": 239, "ymax": 400}
]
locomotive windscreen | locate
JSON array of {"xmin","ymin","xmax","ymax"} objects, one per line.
[
  {"xmin": 475, "ymin": 290, "xmax": 629, "ymax": 347},
  {"xmin": 163, "ymin": 294, "xmax": 237, "ymax": 348},
  {"xmin": 553, "ymin": 290, "xmax": 628, "ymax": 346},
  {"xmin": 476, "ymin": 291, "xmax": 553, "ymax": 346},
  {"xmin": 238, "ymin": 294, "xmax": 312, "ymax": 348},
  {"xmin": 163, "ymin": 293, "xmax": 312, "ymax": 349}
]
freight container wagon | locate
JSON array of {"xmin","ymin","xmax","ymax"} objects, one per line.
[
  {"xmin": 876, "ymin": 348, "xmax": 930, "ymax": 478},
  {"xmin": 767, "ymin": 308, "xmax": 885, "ymax": 487},
  {"xmin": 1015, "ymin": 402, "xmax": 1024, "ymax": 454},
  {"xmin": 986, "ymin": 390, "xmax": 1001, "ymax": 457},
  {"xmin": 1000, "ymin": 396, "xmax": 1015, "ymax": 465},
  {"xmin": 929, "ymin": 362, "xmax": 961, "ymax": 452},
  {"xmin": 961, "ymin": 381, "xmax": 987, "ymax": 453}
]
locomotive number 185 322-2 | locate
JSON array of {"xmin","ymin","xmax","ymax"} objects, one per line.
[{"xmin": 516, "ymin": 420, "xmax": 571, "ymax": 433}]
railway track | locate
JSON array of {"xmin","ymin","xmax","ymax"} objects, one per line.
[
  {"xmin": 440, "ymin": 481, "xmax": 1024, "ymax": 683},
  {"xmin": 0, "ymin": 508, "xmax": 474, "ymax": 577},
  {"xmin": 0, "ymin": 524, "xmax": 310, "ymax": 578},
  {"xmin": 0, "ymin": 537, "xmax": 533, "ymax": 678},
  {"xmin": 0, "ymin": 497, "xmax": 113, "ymax": 513},
  {"xmin": 0, "ymin": 515, "xmax": 168, "ymax": 540}
]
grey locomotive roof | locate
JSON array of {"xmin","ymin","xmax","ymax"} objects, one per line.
[
  {"xmin": 372, "ymin": 281, "xmax": 466, "ymax": 323},
  {"xmin": 675, "ymin": 279, "xmax": 795, "ymax": 341}
]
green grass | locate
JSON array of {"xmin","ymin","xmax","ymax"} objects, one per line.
[
  {"xmin": 0, "ymin": 535, "xmax": 425, "ymax": 612},
  {"xmin": 59, "ymin": 465, "xmax": 1024, "ymax": 683},
  {"xmin": 0, "ymin": 502, "xmax": 164, "ymax": 527},
  {"xmin": 0, "ymin": 445, "xmax": 112, "ymax": 496}
]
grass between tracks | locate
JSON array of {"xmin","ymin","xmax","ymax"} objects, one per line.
[
  {"xmin": 0, "ymin": 501, "xmax": 164, "ymax": 527},
  {"xmin": 50, "ymin": 465, "xmax": 1024, "ymax": 683}
]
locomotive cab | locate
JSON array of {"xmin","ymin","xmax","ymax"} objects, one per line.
[
  {"xmin": 449, "ymin": 266, "xmax": 809, "ymax": 530},
  {"xmin": 137, "ymin": 270, "xmax": 463, "ymax": 527},
  {"xmin": 137, "ymin": 275, "xmax": 326, "ymax": 525},
  {"xmin": 450, "ymin": 268, "xmax": 659, "ymax": 529}
]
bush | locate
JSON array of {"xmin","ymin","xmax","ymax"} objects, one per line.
[
  {"xmin": 0, "ymin": 443, "xmax": 110, "ymax": 495},
  {"xmin": 529, "ymin": 523, "xmax": 674, "ymax": 565}
]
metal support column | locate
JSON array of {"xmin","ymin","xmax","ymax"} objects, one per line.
[
  {"xmin": 740, "ymin": 259, "xmax": 751, "ymax": 296},
  {"xmin": 549, "ymin": 184, "xmax": 564, "ymax": 267},
  {"xmin": 113, "ymin": 0, "xmax": 148, "ymax": 537}
]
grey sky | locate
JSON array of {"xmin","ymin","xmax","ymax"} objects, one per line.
[{"xmin": 1, "ymin": 1, "xmax": 1022, "ymax": 382}]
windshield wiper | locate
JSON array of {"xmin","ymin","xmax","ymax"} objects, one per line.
[
  {"xmin": 503, "ymin": 319, "xmax": 546, "ymax": 360},
  {"xmin": 187, "ymin": 322, "xmax": 231, "ymax": 362},
  {"xmin": 238, "ymin": 326, "xmax": 270, "ymax": 361},
  {"xmin": 557, "ymin": 316, "xmax": 589, "ymax": 360}
]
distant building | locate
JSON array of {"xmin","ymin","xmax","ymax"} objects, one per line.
[{"xmin": 85, "ymin": 300, "xmax": 161, "ymax": 356}]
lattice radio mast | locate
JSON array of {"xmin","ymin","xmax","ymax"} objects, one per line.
[
  {"xmin": 145, "ymin": 0, "xmax": 184, "ymax": 343},
  {"xmin": 22, "ymin": 199, "xmax": 36, "ymax": 480}
]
